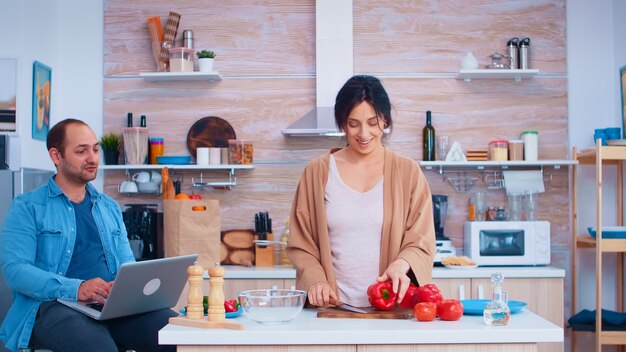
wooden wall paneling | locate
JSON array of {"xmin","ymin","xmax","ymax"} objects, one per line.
[
  {"xmin": 354, "ymin": 0, "xmax": 566, "ymax": 74},
  {"xmin": 104, "ymin": 0, "xmax": 315, "ymax": 75},
  {"xmin": 103, "ymin": 77, "xmax": 344, "ymax": 163}
]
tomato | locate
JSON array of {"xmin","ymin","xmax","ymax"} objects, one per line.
[
  {"xmin": 399, "ymin": 284, "xmax": 419, "ymax": 309},
  {"xmin": 189, "ymin": 193, "xmax": 202, "ymax": 200},
  {"xmin": 437, "ymin": 299, "xmax": 464, "ymax": 321},
  {"xmin": 413, "ymin": 302, "xmax": 437, "ymax": 322}
]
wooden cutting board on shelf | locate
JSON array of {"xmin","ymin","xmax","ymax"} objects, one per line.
[
  {"xmin": 186, "ymin": 116, "xmax": 236, "ymax": 159},
  {"xmin": 317, "ymin": 306, "xmax": 413, "ymax": 319}
]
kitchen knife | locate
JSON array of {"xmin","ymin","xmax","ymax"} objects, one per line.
[{"xmin": 329, "ymin": 298, "xmax": 367, "ymax": 314}]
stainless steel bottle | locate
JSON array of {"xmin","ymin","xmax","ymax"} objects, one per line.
[
  {"xmin": 507, "ymin": 37, "xmax": 519, "ymax": 69},
  {"xmin": 519, "ymin": 37, "xmax": 530, "ymax": 69},
  {"xmin": 183, "ymin": 29, "xmax": 194, "ymax": 49}
]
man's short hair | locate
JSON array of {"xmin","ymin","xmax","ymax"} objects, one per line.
[{"xmin": 46, "ymin": 118, "xmax": 89, "ymax": 156}]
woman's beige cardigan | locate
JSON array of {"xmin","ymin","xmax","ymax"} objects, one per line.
[{"xmin": 287, "ymin": 148, "xmax": 436, "ymax": 296}]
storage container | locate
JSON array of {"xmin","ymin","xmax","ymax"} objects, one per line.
[
  {"xmin": 521, "ymin": 131, "xmax": 539, "ymax": 161},
  {"xmin": 489, "ymin": 140, "xmax": 508, "ymax": 161},
  {"xmin": 228, "ymin": 139, "xmax": 254, "ymax": 164},
  {"xmin": 508, "ymin": 139, "xmax": 524, "ymax": 161},
  {"xmin": 168, "ymin": 47, "xmax": 194, "ymax": 72}
]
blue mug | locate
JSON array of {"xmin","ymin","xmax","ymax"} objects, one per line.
[{"xmin": 605, "ymin": 127, "xmax": 621, "ymax": 140}]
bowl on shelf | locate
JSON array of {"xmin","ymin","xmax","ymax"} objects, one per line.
[
  {"xmin": 156, "ymin": 155, "xmax": 192, "ymax": 165},
  {"xmin": 136, "ymin": 181, "xmax": 161, "ymax": 194},
  {"xmin": 587, "ymin": 226, "xmax": 626, "ymax": 239},
  {"xmin": 237, "ymin": 289, "xmax": 306, "ymax": 324}
]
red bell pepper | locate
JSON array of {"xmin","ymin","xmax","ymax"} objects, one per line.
[
  {"xmin": 398, "ymin": 283, "xmax": 419, "ymax": 309},
  {"xmin": 367, "ymin": 280, "xmax": 398, "ymax": 311},
  {"xmin": 224, "ymin": 299, "xmax": 239, "ymax": 312},
  {"xmin": 415, "ymin": 283, "xmax": 443, "ymax": 304}
]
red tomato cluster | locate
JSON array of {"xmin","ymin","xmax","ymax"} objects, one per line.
[{"xmin": 366, "ymin": 281, "xmax": 463, "ymax": 322}]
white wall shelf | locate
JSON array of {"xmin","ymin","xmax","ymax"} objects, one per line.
[
  {"xmin": 99, "ymin": 164, "xmax": 253, "ymax": 171},
  {"xmin": 420, "ymin": 159, "xmax": 576, "ymax": 173},
  {"xmin": 456, "ymin": 69, "xmax": 540, "ymax": 82},
  {"xmin": 138, "ymin": 71, "xmax": 222, "ymax": 82}
]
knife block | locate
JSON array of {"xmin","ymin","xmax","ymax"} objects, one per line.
[{"xmin": 255, "ymin": 232, "xmax": 275, "ymax": 267}]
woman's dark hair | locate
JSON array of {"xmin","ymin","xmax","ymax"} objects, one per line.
[
  {"xmin": 334, "ymin": 75, "xmax": 392, "ymax": 133},
  {"xmin": 46, "ymin": 118, "xmax": 89, "ymax": 156}
]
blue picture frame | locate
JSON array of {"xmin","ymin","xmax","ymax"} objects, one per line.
[{"xmin": 32, "ymin": 61, "xmax": 51, "ymax": 141}]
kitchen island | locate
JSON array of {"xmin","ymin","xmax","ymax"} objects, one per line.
[{"xmin": 159, "ymin": 308, "xmax": 562, "ymax": 351}]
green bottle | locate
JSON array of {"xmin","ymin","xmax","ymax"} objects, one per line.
[{"xmin": 423, "ymin": 111, "xmax": 435, "ymax": 161}]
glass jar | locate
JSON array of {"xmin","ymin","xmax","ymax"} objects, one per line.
[
  {"xmin": 168, "ymin": 47, "xmax": 194, "ymax": 72},
  {"xmin": 508, "ymin": 139, "xmax": 524, "ymax": 161},
  {"xmin": 489, "ymin": 140, "xmax": 508, "ymax": 161},
  {"xmin": 483, "ymin": 272, "xmax": 511, "ymax": 326}
]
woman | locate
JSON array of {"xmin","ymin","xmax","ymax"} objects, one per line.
[{"xmin": 287, "ymin": 75, "xmax": 435, "ymax": 308}]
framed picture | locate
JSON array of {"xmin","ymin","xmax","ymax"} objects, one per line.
[
  {"xmin": 621, "ymin": 65, "xmax": 626, "ymax": 139},
  {"xmin": 32, "ymin": 61, "xmax": 51, "ymax": 141},
  {"xmin": 0, "ymin": 57, "xmax": 18, "ymax": 135}
]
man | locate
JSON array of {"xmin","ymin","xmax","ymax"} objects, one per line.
[{"xmin": 0, "ymin": 119, "xmax": 176, "ymax": 352}]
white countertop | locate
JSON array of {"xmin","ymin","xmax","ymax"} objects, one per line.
[
  {"xmin": 159, "ymin": 308, "xmax": 563, "ymax": 345},
  {"xmin": 218, "ymin": 265, "xmax": 565, "ymax": 280}
]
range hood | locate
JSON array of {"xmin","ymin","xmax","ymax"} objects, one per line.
[{"xmin": 281, "ymin": 0, "xmax": 353, "ymax": 137}]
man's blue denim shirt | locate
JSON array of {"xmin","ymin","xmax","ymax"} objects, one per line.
[{"xmin": 0, "ymin": 176, "xmax": 134, "ymax": 351}]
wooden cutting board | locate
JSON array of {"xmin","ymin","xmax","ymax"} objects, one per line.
[
  {"xmin": 317, "ymin": 306, "xmax": 414, "ymax": 319},
  {"xmin": 186, "ymin": 116, "xmax": 236, "ymax": 158}
]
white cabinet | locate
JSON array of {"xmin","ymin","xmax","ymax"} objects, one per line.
[{"xmin": 432, "ymin": 276, "xmax": 563, "ymax": 352}]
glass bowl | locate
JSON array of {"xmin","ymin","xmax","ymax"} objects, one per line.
[{"xmin": 238, "ymin": 289, "xmax": 306, "ymax": 324}]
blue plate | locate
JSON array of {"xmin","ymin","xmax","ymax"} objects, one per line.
[
  {"xmin": 156, "ymin": 156, "xmax": 192, "ymax": 165},
  {"xmin": 179, "ymin": 306, "xmax": 242, "ymax": 318},
  {"xmin": 588, "ymin": 227, "xmax": 626, "ymax": 239},
  {"xmin": 460, "ymin": 299, "xmax": 527, "ymax": 315}
]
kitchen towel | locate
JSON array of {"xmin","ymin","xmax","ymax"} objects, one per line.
[
  {"xmin": 502, "ymin": 170, "xmax": 545, "ymax": 195},
  {"xmin": 568, "ymin": 309, "xmax": 626, "ymax": 331}
]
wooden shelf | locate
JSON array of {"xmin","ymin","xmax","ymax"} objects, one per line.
[
  {"xmin": 138, "ymin": 71, "xmax": 222, "ymax": 82},
  {"xmin": 571, "ymin": 143, "xmax": 626, "ymax": 351},
  {"xmin": 576, "ymin": 236, "xmax": 626, "ymax": 251},
  {"xmin": 456, "ymin": 69, "xmax": 540, "ymax": 82}
]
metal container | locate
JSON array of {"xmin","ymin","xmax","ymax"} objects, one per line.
[
  {"xmin": 519, "ymin": 37, "xmax": 530, "ymax": 69},
  {"xmin": 507, "ymin": 37, "xmax": 519, "ymax": 69},
  {"xmin": 182, "ymin": 29, "xmax": 194, "ymax": 49}
]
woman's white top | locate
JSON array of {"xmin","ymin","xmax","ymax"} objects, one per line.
[{"xmin": 325, "ymin": 154, "xmax": 383, "ymax": 307}]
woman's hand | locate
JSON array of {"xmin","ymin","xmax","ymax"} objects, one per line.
[
  {"xmin": 307, "ymin": 281, "xmax": 338, "ymax": 307},
  {"xmin": 377, "ymin": 258, "xmax": 411, "ymax": 304}
]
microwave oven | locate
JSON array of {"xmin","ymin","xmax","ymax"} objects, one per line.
[{"xmin": 463, "ymin": 221, "xmax": 550, "ymax": 266}]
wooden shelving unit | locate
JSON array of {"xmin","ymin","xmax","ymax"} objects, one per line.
[{"xmin": 572, "ymin": 144, "xmax": 626, "ymax": 351}]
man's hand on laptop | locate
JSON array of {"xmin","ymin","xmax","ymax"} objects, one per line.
[{"xmin": 78, "ymin": 278, "xmax": 114, "ymax": 304}]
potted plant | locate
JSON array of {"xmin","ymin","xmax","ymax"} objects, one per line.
[
  {"xmin": 100, "ymin": 132, "xmax": 121, "ymax": 165},
  {"xmin": 196, "ymin": 50, "xmax": 216, "ymax": 72}
]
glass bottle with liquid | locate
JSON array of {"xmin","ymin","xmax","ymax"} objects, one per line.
[
  {"xmin": 422, "ymin": 111, "xmax": 435, "ymax": 161},
  {"xmin": 280, "ymin": 221, "xmax": 291, "ymax": 266},
  {"xmin": 483, "ymin": 272, "xmax": 511, "ymax": 326}
]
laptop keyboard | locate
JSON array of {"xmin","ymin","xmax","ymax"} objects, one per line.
[{"xmin": 87, "ymin": 302, "xmax": 105, "ymax": 312}]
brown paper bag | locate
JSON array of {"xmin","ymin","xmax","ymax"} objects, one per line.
[{"xmin": 163, "ymin": 199, "xmax": 220, "ymax": 269}]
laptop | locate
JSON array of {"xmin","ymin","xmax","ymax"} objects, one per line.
[{"xmin": 57, "ymin": 254, "xmax": 197, "ymax": 320}]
